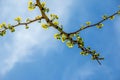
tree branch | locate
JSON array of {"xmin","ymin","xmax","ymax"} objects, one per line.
[
  {"xmin": 36, "ymin": 0, "xmax": 106, "ymax": 65},
  {"xmin": 69, "ymin": 10, "xmax": 120, "ymax": 35},
  {"xmin": 0, "ymin": 16, "xmax": 43, "ymax": 33},
  {"xmin": 0, "ymin": 0, "xmax": 118, "ymax": 65}
]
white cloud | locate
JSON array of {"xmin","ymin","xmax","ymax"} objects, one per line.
[
  {"xmin": 62, "ymin": 61, "xmax": 117, "ymax": 80},
  {"xmin": 114, "ymin": 18, "xmax": 120, "ymax": 45},
  {"xmin": 62, "ymin": 63, "xmax": 96, "ymax": 80},
  {"xmin": 73, "ymin": 63, "xmax": 96, "ymax": 80},
  {"xmin": 112, "ymin": 17, "xmax": 120, "ymax": 72},
  {"xmin": 0, "ymin": 0, "xmax": 73, "ymax": 77},
  {"xmin": 78, "ymin": 67, "xmax": 95, "ymax": 80}
]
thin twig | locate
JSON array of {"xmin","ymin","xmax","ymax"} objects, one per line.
[{"xmin": 69, "ymin": 10, "xmax": 119, "ymax": 35}]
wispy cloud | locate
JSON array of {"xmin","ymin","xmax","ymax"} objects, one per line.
[
  {"xmin": 78, "ymin": 66, "xmax": 95, "ymax": 80},
  {"xmin": 0, "ymin": 0, "xmax": 73, "ymax": 77},
  {"xmin": 62, "ymin": 63, "xmax": 96, "ymax": 80},
  {"xmin": 114, "ymin": 18, "xmax": 120, "ymax": 45},
  {"xmin": 112, "ymin": 17, "xmax": 120, "ymax": 71}
]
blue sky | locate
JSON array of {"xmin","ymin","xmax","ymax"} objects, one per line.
[{"xmin": 0, "ymin": 0, "xmax": 120, "ymax": 80}]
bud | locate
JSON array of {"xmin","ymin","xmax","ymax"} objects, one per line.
[
  {"xmin": 96, "ymin": 23, "xmax": 104, "ymax": 29},
  {"xmin": 54, "ymin": 33, "xmax": 61, "ymax": 40},
  {"xmin": 86, "ymin": 21, "xmax": 91, "ymax": 26},
  {"xmin": 14, "ymin": 16, "xmax": 22, "ymax": 23},
  {"xmin": 41, "ymin": 23, "xmax": 49, "ymax": 30},
  {"xmin": 109, "ymin": 16, "xmax": 115, "ymax": 20},
  {"xmin": 28, "ymin": 0, "xmax": 36, "ymax": 11},
  {"xmin": 66, "ymin": 41, "xmax": 74, "ymax": 48}
]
